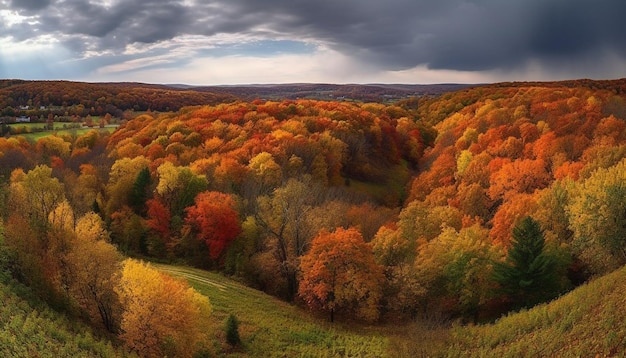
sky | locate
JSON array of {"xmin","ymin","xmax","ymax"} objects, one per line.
[{"xmin": 1, "ymin": 0, "xmax": 625, "ymax": 85}]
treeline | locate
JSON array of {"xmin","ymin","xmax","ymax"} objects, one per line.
[{"xmin": 0, "ymin": 80, "xmax": 236, "ymax": 118}]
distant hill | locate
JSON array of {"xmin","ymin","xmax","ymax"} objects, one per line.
[
  {"xmin": 188, "ymin": 83, "xmax": 476, "ymax": 102},
  {"xmin": 0, "ymin": 80, "xmax": 236, "ymax": 118}
]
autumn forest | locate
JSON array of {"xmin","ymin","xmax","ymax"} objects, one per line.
[{"xmin": 1, "ymin": 79, "xmax": 626, "ymax": 356}]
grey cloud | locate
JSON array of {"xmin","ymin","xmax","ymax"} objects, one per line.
[
  {"xmin": 9, "ymin": 0, "xmax": 51, "ymax": 11},
  {"xmin": 6, "ymin": 0, "xmax": 626, "ymax": 76}
]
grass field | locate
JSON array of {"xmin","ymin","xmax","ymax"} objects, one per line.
[
  {"xmin": 157, "ymin": 264, "xmax": 403, "ymax": 357},
  {"xmin": 9, "ymin": 126, "xmax": 117, "ymax": 141},
  {"xmin": 159, "ymin": 263, "xmax": 626, "ymax": 357}
]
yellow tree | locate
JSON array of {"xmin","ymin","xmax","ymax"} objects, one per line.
[
  {"xmin": 10, "ymin": 165, "xmax": 65, "ymax": 231},
  {"xmin": 105, "ymin": 156, "xmax": 151, "ymax": 216},
  {"xmin": 66, "ymin": 212, "xmax": 122, "ymax": 332},
  {"xmin": 248, "ymin": 151, "xmax": 283, "ymax": 193},
  {"xmin": 415, "ymin": 224, "xmax": 502, "ymax": 320},
  {"xmin": 155, "ymin": 161, "xmax": 208, "ymax": 217},
  {"xmin": 566, "ymin": 158, "xmax": 626, "ymax": 274},
  {"xmin": 298, "ymin": 227, "xmax": 384, "ymax": 322},
  {"xmin": 371, "ymin": 225, "xmax": 425, "ymax": 316},
  {"xmin": 115, "ymin": 259, "xmax": 212, "ymax": 357},
  {"xmin": 255, "ymin": 177, "xmax": 316, "ymax": 301}
]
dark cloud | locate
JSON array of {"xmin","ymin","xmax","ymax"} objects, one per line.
[
  {"xmin": 9, "ymin": 0, "xmax": 51, "ymax": 11},
  {"xmin": 5, "ymin": 0, "xmax": 626, "ymax": 76}
]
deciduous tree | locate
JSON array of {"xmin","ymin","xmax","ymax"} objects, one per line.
[
  {"xmin": 255, "ymin": 178, "xmax": 317, "ymax": 300},
  {"xmin": 566, "ymin": 158, "xmax": 626, "ymax": 274},
  {"xmin": 299, "ymin": 227, "xmax": 384, "ymax": 322},
  {"xmin": 65, "ymin": 212, "xmax": 122, "ymax": 332},
  {"xmin": 184, "ymin": 191, "xmax": 241, "ymax": 262},
  {"xmin": 116, "ymin": 259, "xmax": 212, "ymax": 358}
]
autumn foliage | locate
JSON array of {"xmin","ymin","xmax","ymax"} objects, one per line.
[
  {"xmin": 298, "ymin": 227, "xmax": 384, "ymax": 322},
  {"xmin": 116, "ymin": 259, "xmax": 212, "ymax": 357},
  {"xmin": 184, "ymin": 191, "xmax": 241, "ymax": 261},
  {"xmin": 2, "ymin": 78, "xmax": 626, "ymax": 341}
]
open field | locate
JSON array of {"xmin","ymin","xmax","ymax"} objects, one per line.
[
  {"xmin": 9, "ymin": 125, "xmax": 118, "ymax": 141},
  {"xmin": 156, "ymin": 264, "xmax": 413, "ymax": 357},
  {"xmin": 4, "ymin": 260, "xmax": 622, "ymax": 357}
]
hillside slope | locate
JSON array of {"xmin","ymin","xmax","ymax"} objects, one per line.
[
  {"xmin": 447, "ymin": 265, "xmax": 626, "ymax": 356},
  {"xmin": 157, "ymin": 264, "xmax": 392, "ymax": 357},
  {"xmin": 0, "ymin": 277, "xmax": 125, "ymax": 357}
]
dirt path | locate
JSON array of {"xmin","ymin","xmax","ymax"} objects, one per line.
[{"xmin": 156, "ymin": 265, "xmax": 228, "ymax": 291}]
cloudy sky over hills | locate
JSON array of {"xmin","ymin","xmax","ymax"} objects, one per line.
[{"xmin": 1, "ymin": 0, "xmax": 625, "ymax": 84}]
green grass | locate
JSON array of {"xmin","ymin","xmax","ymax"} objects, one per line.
[
  {"xmin": 446, "ymin": 266, "xmax": 626, "ymax": 357},
  {"xmin": 16, "ymin": 127, "xmax": 117, "ymax": 141},
  {"xmin": 5, "ymin": 257, "xmax": 621, "ymax": 357},
  {"xmin": 157, "ymin": 264, "xmax": 395, "ymax": 357},
  {"xmin": 0, "ymin": 276, "xmax": 128, "ymax": 358}
]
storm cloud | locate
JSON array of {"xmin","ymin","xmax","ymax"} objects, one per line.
[{"xmin": 1, "ymin": 0, "xmax": 625, "ymax": 82}]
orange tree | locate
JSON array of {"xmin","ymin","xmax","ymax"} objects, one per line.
[{"xmin": 298, "ymin": 227, "xmax": 383, "ymax": 322}]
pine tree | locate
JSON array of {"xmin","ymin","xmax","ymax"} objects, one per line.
[
  {"xmin": 129, "ymin": 167, "xmax": 151, "ymax": 214},
  {"xmin": 492, "ymin": 216, "xmax": 559, "ymax": 308},
  {"xmin": 225, "ymin": 313, "xmax": 241, "ymax": 346}
]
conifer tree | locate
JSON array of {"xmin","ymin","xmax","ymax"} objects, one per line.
[
  {"xmin": 492, "ymin": 216, "xmax": 560, "ymax": 308},
  {"xmin": 129, "ymin": 167, "xmax": 151, "ymax": 214},
  {"xmin": 225, "ymin": 313, "xmax": 241, "ymax": 346}
]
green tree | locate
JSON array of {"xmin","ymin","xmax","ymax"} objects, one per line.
[
  {"xmin": 415, "ymin": 224, "xmax": 502, "ymax": 320},
  {"xmin": 129, "ymin": 167, "xmax": 151, "ymax": 215},
  {"xmin": 492, "ymin": 216, "xmax": 560, "ymax": 308},
  {"xmin": 225, "ymin": 314, "xmax": 241, "ymax": 346}
]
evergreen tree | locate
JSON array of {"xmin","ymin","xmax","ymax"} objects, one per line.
[
  {"xmin": 225, "ymin": 313, "xmax": 241, "ymax": 346},
  {"xmin": 492, "ymin": 216, "xmax": 560, "ymax": 308},
  {"xmin": 129, "ymin": 167, "xmax": 151, "ymax": 215}
]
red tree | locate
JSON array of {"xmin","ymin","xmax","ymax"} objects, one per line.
[
  {"xmin": 184, "ymin": 191, "xmax": 241, "ymax": 260},
  {"xmin": 145, "ymin": 198, "xmax": 172, "ymax": 252}
]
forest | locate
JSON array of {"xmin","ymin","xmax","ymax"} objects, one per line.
[{"xmin": 0, "ymin": 78, "xmax": 625, "ymax": 356}]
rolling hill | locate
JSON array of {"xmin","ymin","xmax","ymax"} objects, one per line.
[{"xmin": 1, "ymin": 78, "xmax": 626, "ymax": 356}]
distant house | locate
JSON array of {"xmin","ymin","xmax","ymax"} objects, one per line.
[
  {"xmin": 19, "ymin": 105, "xmax": 29, "ymax": 110},
  {"xmin": 16, "ymin": 116, "xmax": 31, "ymax": 123}
]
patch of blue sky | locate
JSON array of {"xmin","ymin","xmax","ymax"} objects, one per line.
[{"xmin": 199, "ymin": 39, "xmax": 316, "ymax": 58}]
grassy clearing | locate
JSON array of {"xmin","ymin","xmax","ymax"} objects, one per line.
[
  {"xmin": 157, "ymin": 264, "xmax": 398, "ymax": 357},
  {"xmin": 159, "ymin": 263, "xmax": 626, "ymax": 357},
  {"xmin": 4, "ymin": 258, "xmax": 619, "ymax": 357},
  {"xmin": 16, "ymin": 126, "xmax": 117, "ymax": 141}
]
